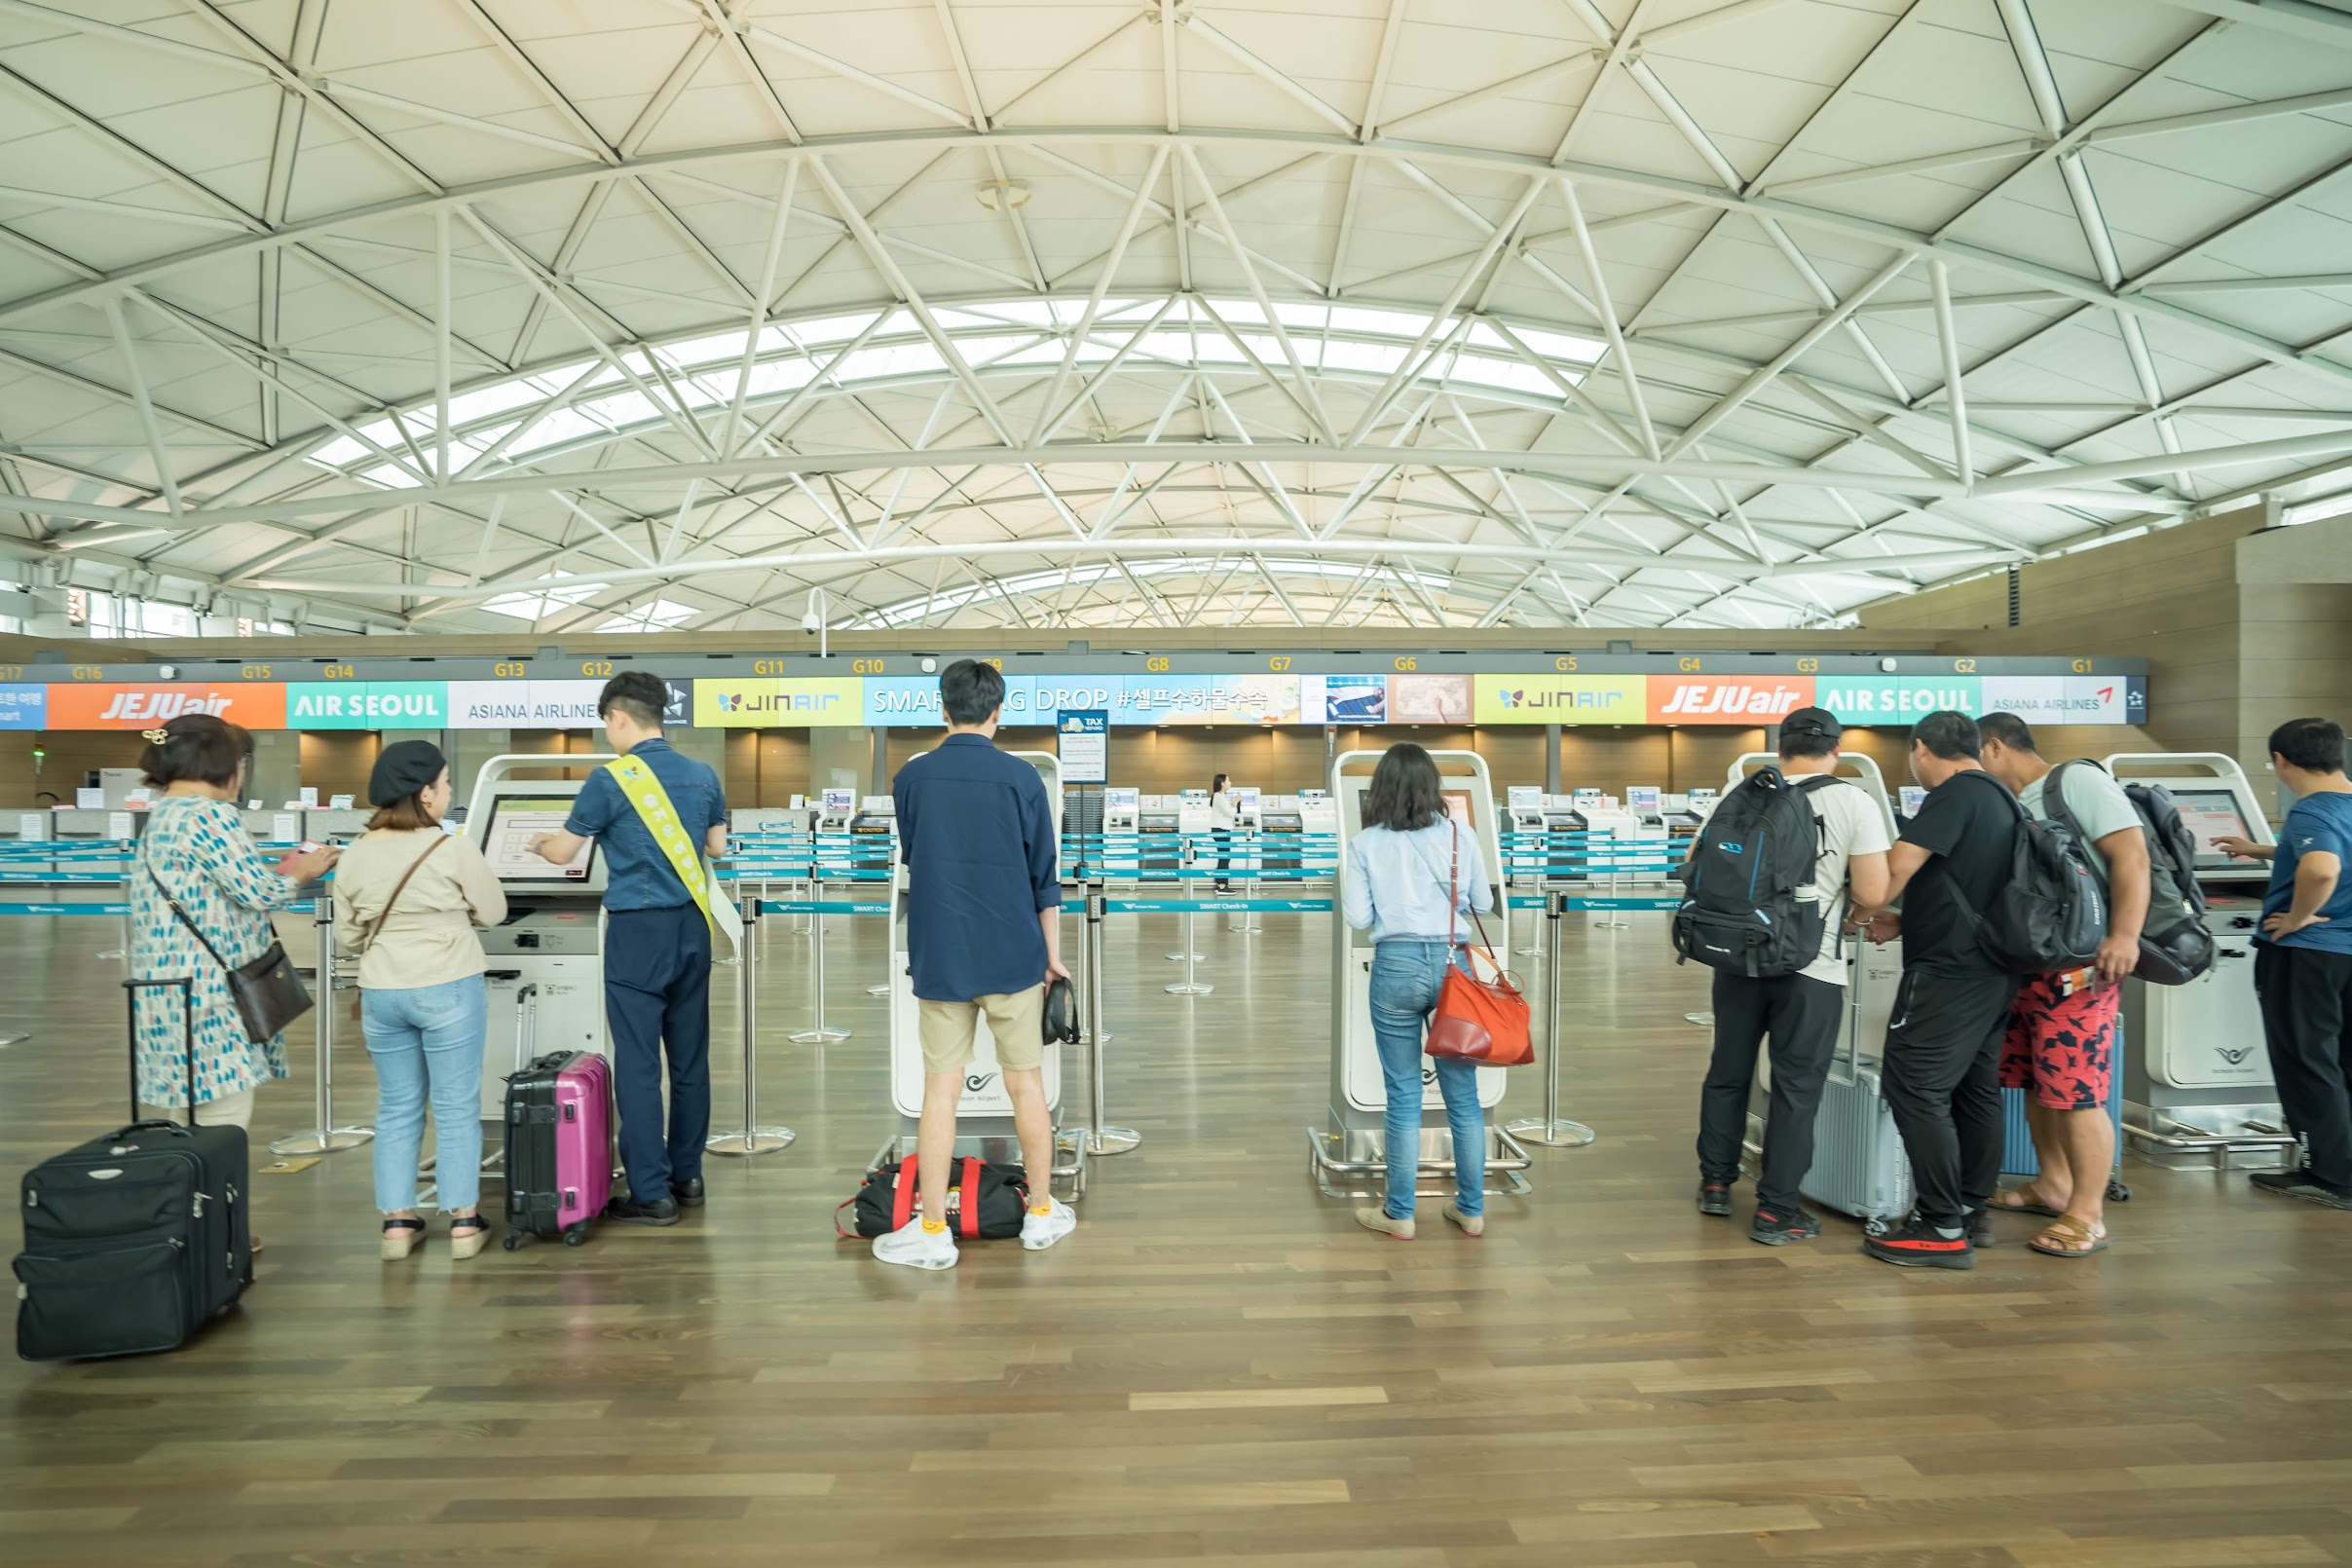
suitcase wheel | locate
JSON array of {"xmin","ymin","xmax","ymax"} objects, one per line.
[
  {"xmin": 561, "ymin": 1223, "xmax": 588, "ymax": 1247},
  {"xmin": 2106, "ymin": 1176, "xmax": 2131, "ymax": 1204},
  {"xmin": 502, "ymin": 1231, "xmax": 524, "ymax": 1252}
]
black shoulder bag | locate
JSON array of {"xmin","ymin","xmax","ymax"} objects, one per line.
[{"xmin": 144, "ymin": 850, "xmax": 313, "ymax": 1045}]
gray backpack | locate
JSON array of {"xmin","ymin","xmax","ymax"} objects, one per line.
[{"xmin": 2044, "ymin": 761, "xmax": 2216, "ymax": 986}]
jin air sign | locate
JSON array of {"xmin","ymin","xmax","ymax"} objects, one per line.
[{"xmin": 1472, "ymin": 675, "xmax": 1645, "ymax": 724}]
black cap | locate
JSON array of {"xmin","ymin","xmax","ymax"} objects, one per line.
[
  {"xmin": 1779, "ymin": 706, "xmax": 1842, "ymax": 741},
  {"xmin": 368, "ymin": 739, "xmax": 448, "ymax": 806}
]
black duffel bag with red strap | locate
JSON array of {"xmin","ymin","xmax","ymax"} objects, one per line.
[{"xmin": 836, "ymin": 1154, "xmax": 1030, "ymax": 1241}]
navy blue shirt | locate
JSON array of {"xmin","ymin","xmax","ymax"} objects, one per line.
[
  {"xmin": 893, "ymin": 733, "xmax": 1061, "ymax": 1002},
  {"xmin": 564, "ymin": 737, "xmax": 728, "ymax": 912},
  {"xmin": 2258, "ymin": 789, "xmax": 2352, "ymax": 954}
]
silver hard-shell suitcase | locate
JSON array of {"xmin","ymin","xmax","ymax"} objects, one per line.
[{"xmin": 1745, "ymin": 937, "xmax": 1913, "ymax": 1228}]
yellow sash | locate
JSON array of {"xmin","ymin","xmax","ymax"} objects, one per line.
[{"xmin": 604, "ymin": 755, "xmax": 735, "ymax": 960}]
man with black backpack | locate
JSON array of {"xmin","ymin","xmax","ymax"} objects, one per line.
[
  {"xmin": 1852, "ymin": 711, "xmax": 2022, "ymax": 1270},
  {"xmin": 1978, "ymin": 713, "xmax": 2151, "ymax": 1257},
  {"xmin": 1687, "ymin": 708, "xmax": 1890, "ymax": 1244}
]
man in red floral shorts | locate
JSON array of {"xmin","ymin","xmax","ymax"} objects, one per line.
[{"xmin": 1980, "ymin": 714, "xmax": 2150, "ymax": 1257}]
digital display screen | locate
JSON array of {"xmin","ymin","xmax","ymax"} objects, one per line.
[
  {"xmin": 1627, "ymin": 786, "xmax": 1661, "ymax": 811},
  {"xmin": 2171, "ymin": 790, "xmax": 2256, "ymax": 868},
  {"xmin": 480, "ymin": 796, "xmax": 595, "ymax": 882},
  {"xmin": 1899, "ymin": 786, "xmax": 1927, "ymax": 816}
]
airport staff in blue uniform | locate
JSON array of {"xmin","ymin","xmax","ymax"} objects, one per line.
[{"xmin": 527, "ymin": 671, "xmax": 728, "ymax": 1226}]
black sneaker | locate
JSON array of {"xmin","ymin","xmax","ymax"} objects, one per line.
[
  {"xmin": 1697, "ymin": 1180, "xmax": 1733, "ymax": 1217},
  {"xmin": 605, "ymin": 1196, "xmax": 681, "ymax": 1227},
  {"xmin": 1966, "ymin": 1208, "xmax": 1995, "ymax": 1249},
  {"xmin": 671, "ymin": 1177, "xmax": 706, "ymax": 1209},
  {"xmin": 1750, "ymin": 1207, "xmax": 1820, "ymax": 1246},
  {"xmin": 1863, "ymin": 1218, "xmax": 1974, "ymax": 1270},
  {"xmin": 2250, "ymin": 1168, "xmax": 2352, "ymax": 1207}
]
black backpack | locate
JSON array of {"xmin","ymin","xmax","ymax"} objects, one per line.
[
  {"xmin": 2043, "ymin": 761, "xmax": 2216, "ymax": 986},
  {"xmin": 1962, "ymin": 771, "xmax": 2108, "ymax": 974},
  {"xmin": 1672, "ymin": 768, "xmax": 1841, "ymax": 978},
  {"xmin": 836, "ymin": 1155, "xmax": 1030, "ymax": 1241}
]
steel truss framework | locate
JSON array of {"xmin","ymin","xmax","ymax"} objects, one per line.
[{"xmin": 2, "ymin": 0, "xmax": 2351, "ymax": 635}]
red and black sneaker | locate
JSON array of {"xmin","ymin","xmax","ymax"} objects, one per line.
[
  {"xmin": 1696, "ymin": 1180, "xmax": 1733, "ymax": 1217},
  {"xmin": 1863, "ymin": 1218, "xmax": 1974, "ymax": 1270},
  {"xmin": 1750, "ymin": 1207, "xmax": 1820, "ymax": 1246}
]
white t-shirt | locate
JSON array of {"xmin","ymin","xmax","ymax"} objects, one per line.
[
  {"xmin": 2018, "ymin": 763, "xmax": 2141, "ymax": 884},
  {"xmin": 1793, "ymin": 778, "xmax": 1894, "ymax": 987}
]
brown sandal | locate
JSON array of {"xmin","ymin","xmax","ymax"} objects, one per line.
[
  {"xmin": 2028, "ymin": 1214, "xmax": 2109, "ymax": 1257},
  {"xmin": 1990, "ymin": 1181, "xmax": 2062, "ymax": 1217}
]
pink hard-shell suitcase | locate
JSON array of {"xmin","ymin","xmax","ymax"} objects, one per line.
[{"xmin": 502, "ymin": 1050, "xmax": 614, "ymax": 1250}]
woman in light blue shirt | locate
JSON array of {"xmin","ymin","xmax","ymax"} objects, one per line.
[{"xmin": 1341, "ymin": 743, "xmax": 1494, "ymax": 1239}]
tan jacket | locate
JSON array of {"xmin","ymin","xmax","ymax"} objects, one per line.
[{"xmin": 331, "ymin": 828, "xmax": 507, "ymax": 990}]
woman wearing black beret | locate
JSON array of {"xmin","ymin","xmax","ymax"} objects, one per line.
[{"xmin": 331, "ymin": 742, "xmax": 507, "ymax": 1260}]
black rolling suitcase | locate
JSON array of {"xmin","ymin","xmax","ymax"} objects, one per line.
[{"xmin": 14, "ymin": 978, "xmax": 253, "ymax": 1362}]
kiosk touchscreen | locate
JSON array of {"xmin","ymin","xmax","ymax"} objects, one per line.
[
  {"xmin": 1314, "ymin": 749, "xmax": 1528, "ymax": 1200},
  {"xmin": 465, "ymin": 758, "xmax": 616, "ymax": 1120},
  {"xmin": 2107, "ymin": 755, "xmax": 2282, "ymax": 1151},
  {"xmin": 882, "ymin": 750, "xmax": 1078, "ymax": 1194}
]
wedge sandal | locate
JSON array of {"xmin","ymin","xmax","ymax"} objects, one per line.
[{"xmin": 2028, "ymin": 1213, "xmax": 2109, "ymax": 1258}]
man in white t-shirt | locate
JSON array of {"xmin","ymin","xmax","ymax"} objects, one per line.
[
  {"xmin": 1695, "ymin": 708, "xmax": 1892, "ymax": 1244},
  {"xmin": 1978, "ymin": 712, "xmax": 2148, "ymax": 1258}
]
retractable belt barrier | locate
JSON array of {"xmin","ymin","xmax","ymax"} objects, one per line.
[{"xmin": 707, "ymin": 896, "xmax": 795, "ymax": 1159}]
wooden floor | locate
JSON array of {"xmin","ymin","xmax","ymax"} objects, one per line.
[{"xmin": 3, "ymin": 906, "xmax": 2349, "ymax": 1568}]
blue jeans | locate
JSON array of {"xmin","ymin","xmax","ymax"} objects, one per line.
[
  {"xmin": 1369, "ymin": 940, "xmax": 1485, "ymax": 1221},
  {"xmin": 362, "ymin": 976, "xmax": 488, "ymax": 1213}
]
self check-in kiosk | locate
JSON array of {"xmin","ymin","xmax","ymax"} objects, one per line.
[
  {"xmin": 1257, "ymin": 795, "xmax": 1306, "ymax": 875},
  {"xmin": 882, "ymin": 749, "xmax": 1081, "ymax": 1196},
  {"xmin": 2108, "ymin": 753, "xmax": 2295, "ymax": 1167},
  {"xmin": 1310, "ymin": 749, "xmax": 1530, "ymax": 1200},
  {"xmin": 464, "ymin": 756, "xmax": 616, "ymax": 1121}
]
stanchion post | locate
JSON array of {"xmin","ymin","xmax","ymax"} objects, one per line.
[
  {"xmin": 1165, "ymin": 841, "xmax": 1203, "ymax": 962},
  {"xmin": 1506, "ymin": 889, "xmax": 1595, "ymax": 1148},
  {"xmin": 1165, "ymin": 854, "xmax": 1212, "ymax": 995},
  {"xmin": 1082, "ymin": 881, "xmax": 1139, "ymax": 1154},
  {"xmin": 710, "ymin": 897, "xmax": 795, "ymax": 1155},
  {"xmin": 270, "ymin": 898, "xmax": 373, "ymax": 1156},
  {"xmin": 788, "ymin": 885, "xmax": 852, "ymax": 1043}
]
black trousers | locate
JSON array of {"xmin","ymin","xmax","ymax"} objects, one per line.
[
  {"xmin": 1695, "ymin": 970, "xmax": 1844, "ymax": 1215},
  {"xmin": 1881, "ymin": 964, "xmax": 2018, "ymax": 1229},
  {"xmin": 604, "ymin": 904, "xmax": 714, "ymax": 1200},
  {"xmin": 2256, "ymin": 944, "xmax": 2352, "ymax": 1190}
]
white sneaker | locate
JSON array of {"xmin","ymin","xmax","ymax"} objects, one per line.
[
  {"xmin": 873, "ymin": 1218, "xmax": 957, "ymax": 1270},
  {"xmin": 1021, "ymin": 1199, "xmax": 1077, "ymax": 1251}
]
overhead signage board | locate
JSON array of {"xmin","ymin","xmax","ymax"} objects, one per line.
[
  {"xmin": 1473, "ymin": 674, "xmax": 1645, "ymax": 724},
  {"xmin": 1979, "ymin": 675, "xmax": 2137, "ymax": 728},
  {"xmin": 1815, "ymin": 677, "xmax": 1981, "ymax": 726},
  {"xmin": 0, "ymin": 685, "xmax": 45, "ymax": 730},
  {"xmin": 1645, "ymin": 675, "xmax": 1813, "ymax": 725},
  {"xmin": 46, "ymin": 683, "xmax": 287, "ymax": 730},
  {"xmin": 694, "ymin": 677, "xmax": 861, "ymax": 728},
  {"xmin": 286, "ymin": 682, "xmax": 449, "ymax": 729},
  {"xmin": 1057, "ymin": 710, "xmax": 1107, "ymax": 784}
]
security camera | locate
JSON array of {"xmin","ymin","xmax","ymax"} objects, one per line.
[
  {"xmin": 157, "ymin": 664, "xmax": 178, "ymax": 681},
  {"xmin": 801, "ymin": 608, "xmax": 822, "ymax": 635},
  {"xmin": 920, "ymin": 656, "xmax": 937, "ymax": 674}
]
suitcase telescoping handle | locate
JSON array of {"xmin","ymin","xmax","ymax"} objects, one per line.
[
  {"xmin": 121, "ymin": 976, "xmax": 199, "ymax": 1134},
  {"xmin": 512, "ymin": 982, "xmax": 539, "ymax": 1073}
]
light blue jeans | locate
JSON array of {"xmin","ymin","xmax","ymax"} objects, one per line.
[
  {"xmin": 1370, "ymin": 940, "xmax": 1485, "ymax": 1221},
  {"xmin": 362, "ymin": 976, "xmax": 488, "ymax": 1213}
]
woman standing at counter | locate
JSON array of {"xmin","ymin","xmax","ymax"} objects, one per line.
[{"xmin": 333, "ymin": 741, "xmax": 506, "ymax": 1260}]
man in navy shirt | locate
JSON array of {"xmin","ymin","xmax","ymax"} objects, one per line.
[
  {"xmin": 876, "ymin": 659, "xmax": 1074, "ymax": 1268},
  {"xmin": 2218, "ymin": 717, "xmax": 2352, "ymax": 1209},
  {"xmin": 528, "ymin": 671, "xmax": 728, "ymax": 1225}
]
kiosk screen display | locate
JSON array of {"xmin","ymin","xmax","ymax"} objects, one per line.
[
  {"xmin": 2170, "ymin": 790, "xmax": 2256, "ymax": 869},
  {"xmin": 481, "ymin": 796, "xmax": 596, "ymax": 881}
]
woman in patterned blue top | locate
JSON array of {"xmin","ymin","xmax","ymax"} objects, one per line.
[{"xmin": 130, "ymin": 719, "xmax": 340, "ymax": 1190}]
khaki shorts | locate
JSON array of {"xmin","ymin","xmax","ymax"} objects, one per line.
[{"xmin": 917, "ymin": 985, "xmax": 1046, "ymax": 1075}]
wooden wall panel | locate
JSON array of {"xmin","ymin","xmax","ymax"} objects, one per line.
[{"xmin": 296, "ymin": 732, "xmax": 379, "ymax": 804}]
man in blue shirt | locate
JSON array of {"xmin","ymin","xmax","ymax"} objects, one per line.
[
  {"xmin": 528, "ymin": 671, "xmax": 728, "ymax": 1225},
  {"xmin": 2220, "ymin": 717, "xmax": 2352, "ymax": 1209},
  {"xmin": 876, "ymin": 659, "xmax": 1073, "ymax": 1268}
]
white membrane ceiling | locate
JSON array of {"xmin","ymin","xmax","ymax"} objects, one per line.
[{"xmin": 3, "ymin": 0, "xmax": 2351, "ymax": 634}]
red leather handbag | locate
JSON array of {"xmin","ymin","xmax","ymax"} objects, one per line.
[{"xmin": 1424, "ymin": 826, "xmax": 1535, "ymax": 1066}]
